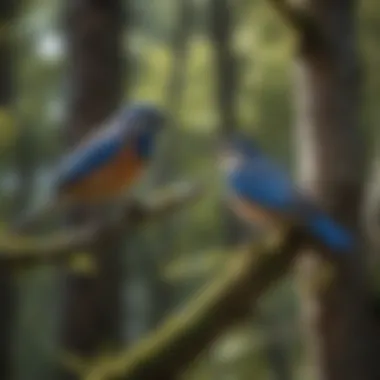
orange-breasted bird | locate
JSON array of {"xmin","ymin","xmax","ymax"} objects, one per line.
[{"xmin": 14, "ymin": 102, "xmax": 167, "ymax": 230}]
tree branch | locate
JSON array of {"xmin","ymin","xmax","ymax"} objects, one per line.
[
  {"xmin": 267, "ymin": 0, "xmax": 326, "ymax": 52},
  {"xmin": 0, "ymin": 181, "xmax": 201, "ymax": 266},
  {"xmin": 268, "ymin": 0, "xmax": 308, "ymax": 31},
  {"xmin": 73, "ymin": 228, "xmax": 309, "ymax": 380}
]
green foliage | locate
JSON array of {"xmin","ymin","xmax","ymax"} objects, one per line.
[{"xmin": 3, "ymin": 0, "xmax": 379, "ymax": 379}]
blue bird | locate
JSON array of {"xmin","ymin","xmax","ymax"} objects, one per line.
[
  {"xmin": 55, "ymin": 102, "xmax": 166, "ymax": 203},
  {"xmin": 14, "ymin": 102, "xmax": 167, "ymax": 230},
  {"xmin": 219, "ymin": 134, "xmax": 354, "ymax": 252}
]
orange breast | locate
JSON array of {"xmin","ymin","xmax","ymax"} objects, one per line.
[{"xmin": 64, "ymin": 146, "xmax": 144, "ymax": 202}]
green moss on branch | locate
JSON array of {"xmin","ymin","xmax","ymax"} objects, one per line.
[
  {"xmin": 78, "ymin": 229, "xmax": 305, "ymax": 380},
  {"xmin": 0, "ymin": 181, "xmax": 201, "ymax": 266}
]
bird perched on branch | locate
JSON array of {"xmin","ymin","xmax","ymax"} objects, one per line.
[
  {"xmin": 14, "ymin": 102, "xmax": 167, "ymax": 231},
  {"xmin": 219, "ymin": 134, "xmax": 354, "ymax": 253}
]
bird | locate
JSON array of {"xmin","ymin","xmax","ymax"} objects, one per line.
[
  {"xmin": 56, "ymin": 102, "xmax": 166, "ymax": 203},
  {"xmin": 14, "ymin": 102, "xmax": 167, "ymax": 231},
  {"xmin": 218, "ymin": 133, "xmax": 354, "ymax": 253}
]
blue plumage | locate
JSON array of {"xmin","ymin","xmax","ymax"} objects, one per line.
[
  {"xmin": 56, "ymin": 130, "xmax": 124, "ymax": 189},
  {"xmin": 56, "ymin": 102, "xmax": 166, "ymax": 192},
  {"xmin": 306, "ymin": 211, "xmax": 353, "ymax": 252},
  {"xmin": 222, "ymin": 134, "xmax": 354, "ymax": 253},
  {"xmin": 135, "ymin": 131, "xmax": 157, "ymax": 160},
  {"xmin": 228, "ymin": 158, "xmax": 297, "ymax": 214}
]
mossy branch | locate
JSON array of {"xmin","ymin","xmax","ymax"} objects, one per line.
[
  {"xmin": 74, "ymin": 228, "xmax": 308, "ymax": 380},
  {"xmin": 0, "ymin": 181, "xmax": 201, "ymax": 266}
]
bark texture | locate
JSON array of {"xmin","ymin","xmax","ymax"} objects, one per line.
[
  {"xmin": 60, "ymin": 1, "xmax": 126, "ymax": 378},
  {"xmin": 293, "ymin": 1, "xmax": 375, "ymax": 379},
  {"xmin": 0, "ymin": 1, "xmax": 17, "ymax": 378}
]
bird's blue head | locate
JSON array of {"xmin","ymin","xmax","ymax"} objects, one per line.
[
  {"xmin": 119, "ymin": 102, "xmax": 167, "ymax": 160},
  {"xmin": 218, "ymin": 133, "xmax": 262, "ymax": 173}
]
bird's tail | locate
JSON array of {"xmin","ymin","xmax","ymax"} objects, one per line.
[{"xmin": 306, "ymin": 211, "xmax": 354, "ymax": 253}]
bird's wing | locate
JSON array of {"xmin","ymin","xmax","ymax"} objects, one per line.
[
  {"xmin": 228, "ymin": 157, "xmax": 301, "ymax": 215},
  {"xmin": 55, "ymin": 121, "xmax": 132, "ymax": 190}
]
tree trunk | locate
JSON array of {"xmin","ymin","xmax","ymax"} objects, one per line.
[
  {"xmin": 209, "ymin": 0, "xmax": 244, "ymax": 248},
  {"xmin": 148, "ymin": 0, "xmax": 195, "ymax": 327},
  {"xmin": 64, "ymin": 0, "xmax": 126, "ymax": 140},
  {"xmin": 59, "ymin": 1, "xmax": 126, "ymax": 378},
  {"xmin": 209, "ymin": 2, "xmax": 253, "ymax": 378},
  {"xmin": 293, "ymin": 1, "xmax": 375, "ymax": 379},
  {"xmin": 360, "ymin": 0, "xmax": 380, "ymax": 268},
  {"xmin": 165, "ymin": 0, "xmax": 193, "ymax": 114},
  {"xmin": 363, "ymin": 157, "xmax": 380, "ymax": 268},
  {"xmin": 209, "ymin": 0, "xmax": 237, "ymax": 136},
  {"xmin": 0, "ymin": 1, "xmax": 16, "ymax": 378}
]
